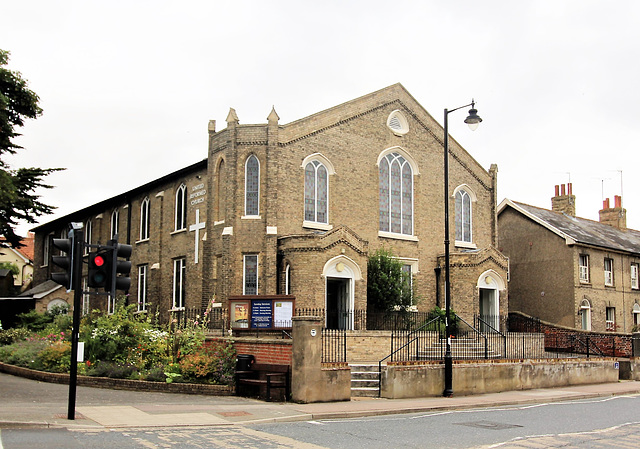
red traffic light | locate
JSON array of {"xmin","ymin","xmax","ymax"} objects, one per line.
[{"xmin": 93, "ymin": 255, "xmax": 105, "ymax": 267}]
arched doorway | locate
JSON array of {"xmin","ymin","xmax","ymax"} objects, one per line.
[
  {"xmin": 477, "ymin": 270, "xmax": 505, "ymax": 332},
  {"xmin": 322, "ymin": 255, "xmax": 362, "ymax": 330}
]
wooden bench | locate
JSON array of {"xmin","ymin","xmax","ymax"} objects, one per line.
[{"xmin": 235, "ymin": 363, "xmax": 291, "ymax": 402}]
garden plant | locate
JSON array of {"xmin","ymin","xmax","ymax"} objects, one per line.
[{"xmin": 0, "ymin": 300, "xmax": 235, "ymax": 385}]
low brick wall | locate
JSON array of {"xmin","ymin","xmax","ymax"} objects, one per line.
[
  {"xmin": 232, "ymin": 337, "xmax": 293, "ymax": 365},
  {"xmin": 0, "ymin": 362, "xmax": 233, "ymax": 396},
  {"xmin": 381, "ymin": 358, "xmax": 620, "ymax": 399}
]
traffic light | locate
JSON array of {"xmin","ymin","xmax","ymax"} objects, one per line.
[
  {"xmin": 51, "ymin": 236, "xmax": 75, "ymax": 289},
  {"xmin": 105, "ymin": 238, "xmax": 132, "ymax": 292},
  {"xmin": 87, "ymin": 250, "xmax": 109, "ymax": 288}
]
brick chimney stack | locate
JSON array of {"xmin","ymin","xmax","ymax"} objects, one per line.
[
  {"xmin": 599, "ymin": 195, "xmax": 627, "ymax": 229},
  {"xmin": 551, "ymin": 183, "xmax": 576, "ymax": 216}
]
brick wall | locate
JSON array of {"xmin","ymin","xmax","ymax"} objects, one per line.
[{"xmin": 232, "ymin": 337, "xmax": 293, "ymax": 365}]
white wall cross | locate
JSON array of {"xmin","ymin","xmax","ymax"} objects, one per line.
[{"xmin": 189, "ymin": 209, "xmax": 206, "ymax": 264}]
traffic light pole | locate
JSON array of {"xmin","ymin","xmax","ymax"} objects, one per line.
[{"xmin": 67, "ymin": 225, "xmax": 84, "ymax": 420}]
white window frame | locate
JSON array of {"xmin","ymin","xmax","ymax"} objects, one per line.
[
  {"xmin": 579, "ymin": 254, "xmax": 590, "ymax": 283},
  {"xmin": 172, "ymin": 258, "xmax": 186, "ymax": 309},
  {"xmin": 84, "ymin": 219, "xmax": 92, "ymax": 255},
  {"xmin": 632, "ymin": 263, "xmax": 639, "ymax": 290},
  {"xmin": 82, "ymin": 278, "xmax": 90, "ymax": 316},
  {"xmin": 174, "ymin": 184, "xmax": 187, "ymax": 231},
  {"xmin": 285, "ymin": 264, "xmax": 291, "ymax": 295},
  {"xmin": 244, "ymin": 155, "xmax": 260, "ymax": 218},
  {"xmin": 139, "ymin": 197, "xmax": 150, "ymax": 241},
  {"xmin": 454, "ymin": 186, "xmax": 476, "ymax": 247},
  {"xmin": 110, "ymin": 209, "xmax": 119, "ymax": 238},
  {"xmin": 243, "ymin": 254, "xmax": 258, "ymax": 295},
  {"xmin": 606, "ymin": 306, "xmax": 615, "ymax": 331},
  {"xmin": 303, "ymin": 160, "xmax": 330, "ymax": 226},
  {"xmin": 138, "ymin": 265, "xmax": 148, "ymax": 312},
  {"xmin": 378, "ymin": 150, "xmax": 416, "ymax": 237},
  {"xmin": 604, "ymin": 258, "xmax": 614, "ymax": 286},
  {"xmin": 43, "ymin": 233, "xmax": 52, "ymax": 267}
]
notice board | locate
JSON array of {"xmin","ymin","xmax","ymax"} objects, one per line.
[{"xmin": 228, "ymin": 295, "xmax": 295, "ymax": 330}]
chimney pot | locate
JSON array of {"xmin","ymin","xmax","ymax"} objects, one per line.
[
  {"xmin": 615, "ymin": 195, "xmax": 622, "ymax": 208},
  {"xmin": 555, "ymin": 185, "xmax": 560, "ymax": 196},
  {"xmin": 561, "ymin": 184, "xmax": 566, "ymax": 195}
]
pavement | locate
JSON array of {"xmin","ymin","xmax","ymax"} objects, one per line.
[{"xmin": 1, "ymin": 371, "xmax": 640, "ymax": 430}]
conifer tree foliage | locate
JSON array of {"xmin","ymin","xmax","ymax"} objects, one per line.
[
  {"xmin": 0, "ymin": 49, "xmax": 61, "ymax": 247},
  {"xmin": 367, "ymin": 248, "xmax": 413, "ymax": 312}
]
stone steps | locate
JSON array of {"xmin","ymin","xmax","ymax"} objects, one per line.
[{"xmin": 349, "ymin": 363, "xmax": 380, "ymax": 398}]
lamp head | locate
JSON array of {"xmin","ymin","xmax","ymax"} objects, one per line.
[{"xmin": 464, "ymin": 101, "xmax": 482, "ymax": 131}]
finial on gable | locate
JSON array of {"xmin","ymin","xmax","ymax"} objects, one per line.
[
  {"xmin": 268, "ymin": 106, "xmax": 279, "ymax": 123},
  {"xmin": 226, "ymin": 108, "xmax": 239, "ymax": 124}
]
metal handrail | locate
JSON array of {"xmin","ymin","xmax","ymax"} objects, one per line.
[
  {"xmin": 377, "ymin": 315, "xmax": 442, "ymax": 397},
  {"xmin": 456, "ymin": 314, "xmax": 489, "ymax": 359}
]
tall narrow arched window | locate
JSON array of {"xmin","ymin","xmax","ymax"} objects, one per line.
[
  {"xmin": 245, "ymin": 155, "xmax": 260, "ymax": 216},
  {"xmin": 379, "ymin": 152, "xmax": 413, "ymax": 235},
  {"xmin": 110, "ymin": 209, "xmax": 119, "ymax": 238},
  {"xmin": 216, "ymin": 159, "xmax": 225, "ymax": 222},
  {"xmin": 455, "ymin": 189, "xmax": 472, "ymax": 243},
  {"xmin": 84, "ymin": 219, "xmax": 92, "ymax": 255},
  {"xmin": 304, "ymin": 160, "xmax": 328, "ymax": 224},
  {"xmin": 175, "ymin": 184, "xmax": 187, "ymax": 231},
  {"xmin": 140, "ymin": 197, "xmax": 150, "ymax": 241}
]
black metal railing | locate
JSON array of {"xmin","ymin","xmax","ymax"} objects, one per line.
[
  {"xmin": 171, "ymin": 307, "xmax": 229, "ymax": 335},
  {"xmin": 322, "ymin": 328, "xmax": 347, "ymax": 363}
]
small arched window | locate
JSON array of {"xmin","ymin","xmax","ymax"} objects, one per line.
[
  {"xmin": 175, "ymin": 184, "xmax": 187, "ymax": 231},
  {"xmin": 245, "ymin": 155, "xmax": 260, "ymax": 216},
  {"xmin": 110, "ymin": 209, "xmax": 119, "ymax": 238},
  {"xmin": 84, "ymin": 219, "xmax": 93, "ymax": 255},
  {"xmin": 140, "ymin": 197, "xmax": 150, "ymax": 241}
]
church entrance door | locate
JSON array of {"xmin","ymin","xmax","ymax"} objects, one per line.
[{"xmin": 326, "ymin": 277, "xmax": 352, "ymax": 330}]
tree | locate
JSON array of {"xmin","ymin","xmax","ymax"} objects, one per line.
[
  {"xmin": 0, "ymin": 49, "xmax": 61, "ymax": 247},
  {"xmin": 366, "ymin": 248, "xmax": 413, "ymax": 312}
]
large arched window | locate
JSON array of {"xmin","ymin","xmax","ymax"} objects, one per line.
[
  {"xmin": 175, "ymin": 184, "xmax": 187, "ymax": 231},
  {"xmin": 245, "ymin": 155, "xmax": 260, "ymax": 216},
  {"xmin": 455, "ymin": 189, "xmax": 472, "ymax": 243},
  {"xmin": 304, "ymin": 160, "xmax": 328, "ymax": 224},
  {"xmin": 379, "ymin": 152, "xmax": 413, "ymax": 235},
  {"xmin": 140, "ymin": 197, "xmax": 150, "ymax": 241}
]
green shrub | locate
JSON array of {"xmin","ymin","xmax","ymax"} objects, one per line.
[
  {"xmin": 0, "ymin": 327, "xmax": 32, "ymax": 345},
  {"xmin": 37, "ymin": 341, "xmax": 71, "ymax": 373},
  {"xmin": 0, "ymin": 340, "xmax": 48, "ymax": 369}
]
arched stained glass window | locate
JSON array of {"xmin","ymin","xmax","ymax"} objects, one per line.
[
  {"xmin": 140, "ymin": 197, "xmax": 150, "ymax": 241},
  {"xmin": 175, "ymin": 184, "xmax": 187, "ymax": 231},
  {"xmin": 455, "ymin": 189, "xmax": 472, "ymax": 243},
  {"xmin": 379, "ymin": 152, "xmax": 413, "ymax": 235},
  {"xmin": 304, "ymin": 161, "xmax": 328, "ymax": 224},
  {"xmin": 245, "ymin": 155, "xmax": 260, "ymax": 216}
]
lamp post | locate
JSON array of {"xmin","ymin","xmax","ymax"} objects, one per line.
[{"xmin": 443, "ymin": 100, "xmax": 482, "ymax": 397}]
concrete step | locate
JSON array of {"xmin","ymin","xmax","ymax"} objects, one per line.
[{"xmin": 349, "ymin": 363, "xmax": 380, "ymax": 398}]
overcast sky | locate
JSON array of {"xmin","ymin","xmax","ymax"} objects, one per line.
[{"xmin": 3, "ymin": 1, "xmax": 640, "ymax": 236}]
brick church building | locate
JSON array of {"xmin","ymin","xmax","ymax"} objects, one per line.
[{"xmin": 32, "ymin": 84, "xmax": 508, "ymax": 328}]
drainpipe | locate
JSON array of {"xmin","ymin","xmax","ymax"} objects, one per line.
[{"xmin": 434, "ymin": 266, "xmax": 441, "ymax": 308}]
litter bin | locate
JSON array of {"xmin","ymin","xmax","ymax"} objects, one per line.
[{"xmin": 236, "ymin": 354, "xmax": 255, "ymax": 372}]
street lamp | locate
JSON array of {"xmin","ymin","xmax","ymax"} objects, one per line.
[{"xmin": 443, "ymin": 100, "xmax": 482, "ymax": 397}]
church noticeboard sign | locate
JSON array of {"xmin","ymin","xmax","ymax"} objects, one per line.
[
  {"xmin": 250, "ymin": 300, "xmax": 273, "ymax": 329},
  {"xmin": 229, "ymin": 295, "xmax": 295, "ymax": 330}
]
